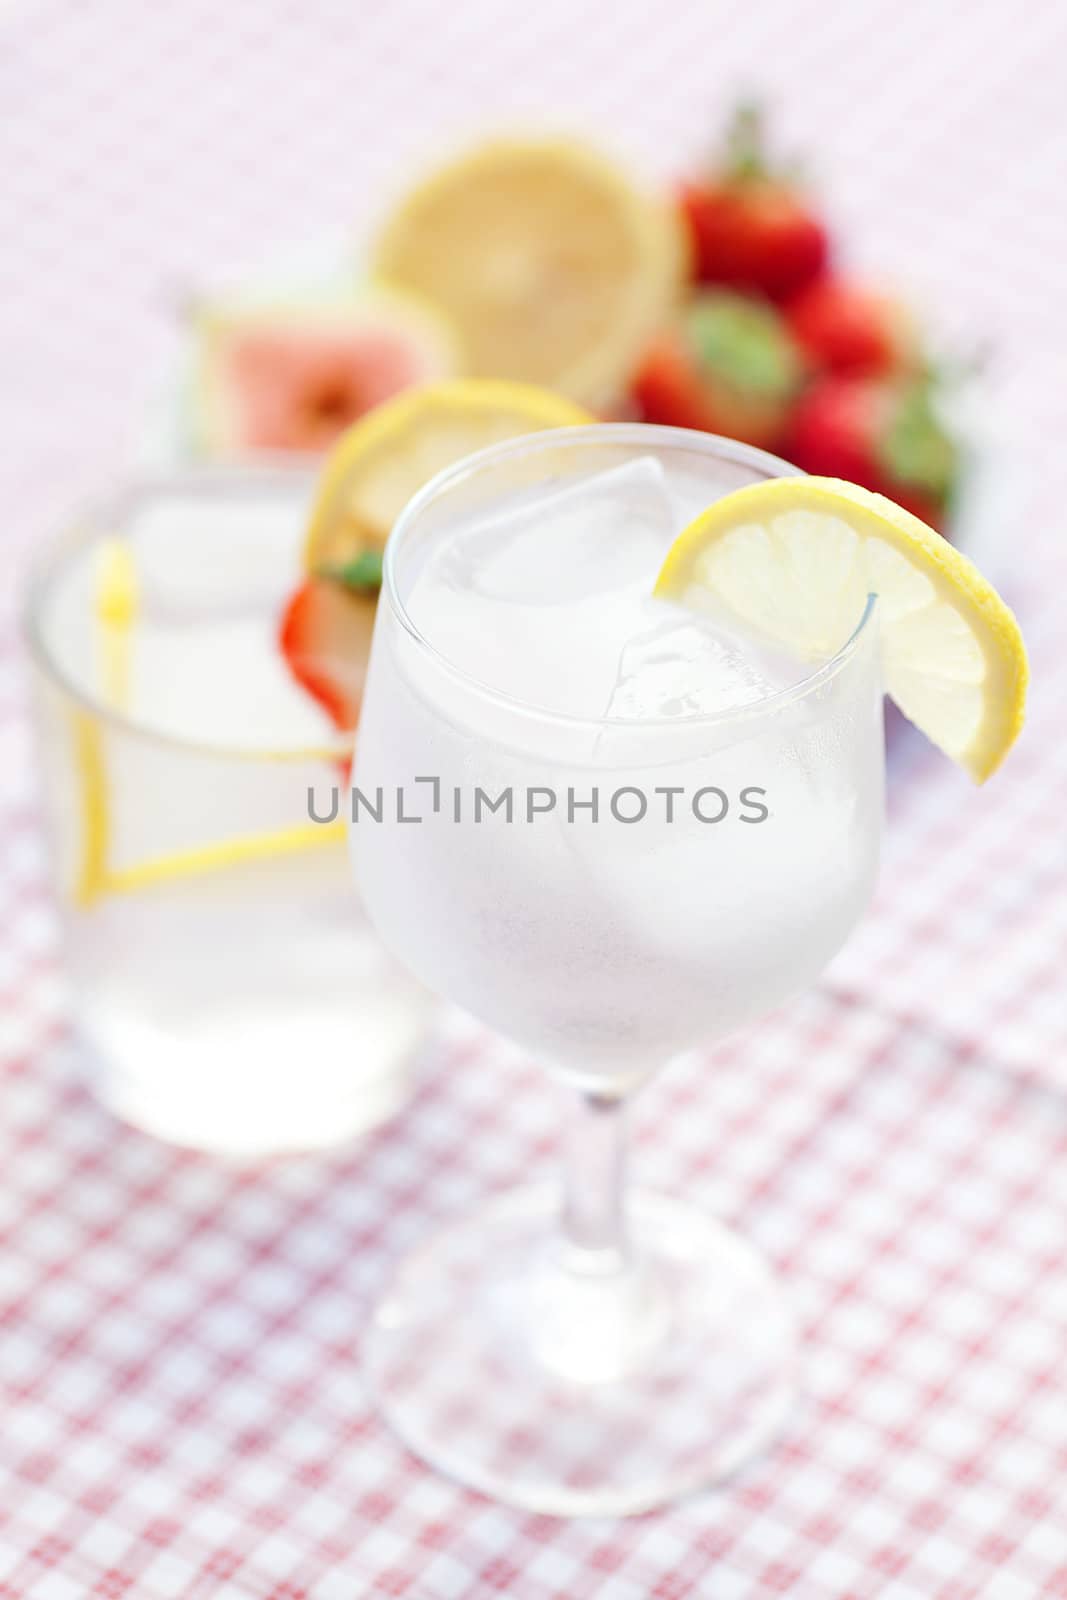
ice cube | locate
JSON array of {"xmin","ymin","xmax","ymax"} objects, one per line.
[
  {"xmin": 128, "ymin": 616, "xmax": 334, "ymax": 749},
  {"xmin": 405, "ymin": 457, "xmax": 678, "ymax": 718},
  {"xmin": 130, "ymin": 492, "xmax": 307, "ymax": 618},
  {"xmin": 602, "ymin": 597, "xmax": 783, "ymax": 722},
  {"xmin": 123, "ymin": 486, "xmax": 328, "ymax": 747},
  {"xmin": 437, "ymin": 456, "xmax": 674, "ymax": 605},
  {"xmin": 42, "ymin": 491, "xmax": 332, "ymax": 754}
]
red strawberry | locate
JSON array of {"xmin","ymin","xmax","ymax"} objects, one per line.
[
  {"xmin": 785, "ymin": 374, "xmax": 958, "ymax": 530},
  {"xmin": 786, "ymin": 277, "xmax": 916, "ymax": 377},
  {"xmin": 679, "ymin": 105, "xmax": 829, "ymax": 301},
  {"xmin": 279, "ymin": 558, "xmax": 380, "ymax": 731},
  {"xmin": 633, "ymin": 291, "xmax": 804, "ymax": 450}
]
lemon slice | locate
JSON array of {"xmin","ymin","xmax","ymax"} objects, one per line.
[
  {"xmin": 72, "ymin": 538, "xmax": 344, "ymax": 910},
  {"xmin": 655, "ymin": 476, "xmax": 1027, "ymax": 782},
  {"xmin": 303, "ymin": 377, "xmax": 592, "ymax": 570},
  {"xmin": 95, "ymin": 537, "xmax": 137, "ymax": 706},
  {"xmin": 372, "ymin": 138, "xmax": 685, "ymax": 408}
]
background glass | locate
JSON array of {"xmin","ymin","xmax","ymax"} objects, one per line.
[{"xmin": 26, "ymin": 466, "xmax": 432, "ymax": 1156}]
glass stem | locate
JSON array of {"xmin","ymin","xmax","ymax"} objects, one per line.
[
  {"xmin": 531, "ymin": 1087, "xmax": 663, "ymax": 1382},
  {"xmin": 561, "ymin": 1089, "xmax": 630, "ymax": 1270}
]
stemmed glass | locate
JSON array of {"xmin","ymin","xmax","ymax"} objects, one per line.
[{"xmin": 352, "ymin": 425, "xmax": 884, "ymax": 1514}]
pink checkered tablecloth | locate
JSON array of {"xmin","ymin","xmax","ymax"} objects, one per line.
[{"xmin": 2, "ymin": 1, "xmax": 1067, "ymax": 1596}]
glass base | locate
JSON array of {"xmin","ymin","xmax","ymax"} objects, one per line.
[
  {"xmin": 366, "ymin": 1187, "xmax": 796, "ymax": 1516},
  {"xmin": 83, "ymin": 1010, "xmax": 421, "ymax": 1157},
  {"xmin": 96, "ymin": 1050, "xmax": 412, "ymax": 1156}
]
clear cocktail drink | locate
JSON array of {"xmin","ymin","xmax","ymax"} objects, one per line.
[{"xmin": 357, "ymin": 443, "xmax": 882, "ymax": 1082}]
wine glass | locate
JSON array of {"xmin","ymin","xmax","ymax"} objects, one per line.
[{"xmin": 351, "ymin": 425, "xmax": 883, "ymax": 1514}]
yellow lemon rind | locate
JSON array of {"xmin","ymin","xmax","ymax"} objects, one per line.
[
  {"xmin": 655, "ymin": 475, "xmax": 1027, "ymax": 784},
  {"xmin": 302, "ymin": 376, "xmax": 593, "ymax": 571}
]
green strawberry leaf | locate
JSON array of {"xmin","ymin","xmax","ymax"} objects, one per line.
[
  {"xmin": 724, "ymin": 102, "xmax": 767, "ymax": 181},
  {"xmin": 879, "ymin": 381, "xmax": 959, "ymax": 500},
  {"xmin": 720, "ymin": 100, "xmax": 808, "ymax": 186},
  {"xmin": 686, "ymin": 292, "xmax": 803, "ymax": 399},
  {"xmin": 318, "ymin": 550, "xmax": 384, "ymax": 594}
]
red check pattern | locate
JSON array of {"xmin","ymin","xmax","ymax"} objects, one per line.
[{"xmin": 2, "ymin": 1, "xmax": 1067, "ymax": 1595}]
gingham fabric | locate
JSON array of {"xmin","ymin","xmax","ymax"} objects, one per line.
[{"xmin": 2, "ymin": 2, "xmax": 1066, "ymax": 1595}]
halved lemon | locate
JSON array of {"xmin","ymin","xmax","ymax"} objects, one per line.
[
  {"xmin": 302, "ymin": 377, "xmax": 593, "ymax": 571},
  {"xmin": 655, "ymin": 476, "xmax": 1027, "ymax": 782},
  {"xmin": 372, "ymin": 137, "xmax": 685, "ymax": 408}
]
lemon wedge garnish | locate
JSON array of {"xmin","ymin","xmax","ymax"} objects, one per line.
[
  {"xmin": 655, "ymin": 476, "xmax": 1027, "ymax": 782},
  {"xmin": 302, "ymin": 377, "xmax": 592, "ymax": 571},
  {"xmin": 372, "ymin": 137, "xmax": 685, "ymax": 408}
]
